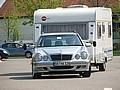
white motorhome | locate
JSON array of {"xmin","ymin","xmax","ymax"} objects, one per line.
[{"xmin": 34, "ymin": 5, "xmax": 113, "ymax": 72}]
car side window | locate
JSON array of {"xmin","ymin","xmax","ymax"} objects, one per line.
[
  {"xmin": 7, "ymin": 44, "xmax": 14, "ymax": 48},
  {"xmin": 15, "ymin": 43, "xmax": 21, "ymax": 48},
  {"xmin": 2, "ymin": 44, "xmax": 7, "ymax": 48}
]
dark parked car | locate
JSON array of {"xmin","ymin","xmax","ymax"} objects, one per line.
[
  {"xmin": 1, "ymin": 42, "xmax": 33, "ymax": 58},
  {"xmin": 0, "ymin": 48, "xmax": 10, "ymax": 60}
]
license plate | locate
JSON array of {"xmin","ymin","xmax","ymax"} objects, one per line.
[{"xmin": 53, "ymin": 62, "xmax": 70, "ymax": 66}]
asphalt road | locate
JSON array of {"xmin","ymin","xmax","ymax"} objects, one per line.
[{"xmin": 0, "ymin": 56, "xmax": 120, "ymax": 90}]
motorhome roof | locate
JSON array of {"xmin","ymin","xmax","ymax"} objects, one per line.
[{"xmin": 34, "ymin": 7, "xmax": 112, "ymax": 23}]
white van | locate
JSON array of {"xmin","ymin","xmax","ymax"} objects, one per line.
[{"xmin": 33, "ymin": 5, "xmax": 113, "ymax": 78}]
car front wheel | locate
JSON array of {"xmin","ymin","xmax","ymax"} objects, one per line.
[
  {"xmin": 80, "ymin": 65, "xmax": 91, "ymax": 77},
  {"xmin": 33, "ymin": 73, "xmax": 42, "ymax": 79},
  {"xmin": 25, "ymin": 52, "xmax": 32, "ymax": 58}
]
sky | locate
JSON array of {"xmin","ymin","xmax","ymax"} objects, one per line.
[{"xmin": 0, "ymin": 0, "xmax": 6, "ymax": 8}]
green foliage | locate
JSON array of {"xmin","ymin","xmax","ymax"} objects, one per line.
[
  {"xmin": 13, "ymin": 0, "xmax": 63, "ymax": 25},
  {"xmin": 112, "ymin": 0, "xmax": 120, "ymax": 14},
  {"xmin": 111, "ymin": 0, "xmax": 120, "ymax": 31},
  {"xmin": 3, "ymin": 11, "xmax": 21, "ymax": 41},
  {"xmin": 113, "ymin": 51, "xmax": 120, "ymax": 56}
]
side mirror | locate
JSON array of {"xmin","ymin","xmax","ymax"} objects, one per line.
[
  {"xmin": 85, "ymin": 42, "xmax": 92, "ymax": 47},
  {"xmin": 93, "ymin": 41, "xmax": 96, "ymax": 47},
  {"xmin": 31, "ymin": 44, "xmax": 35, "ymax": 48}
]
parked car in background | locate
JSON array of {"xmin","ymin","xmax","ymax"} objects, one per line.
[
  {"xmin": 1, "ymin": 42, "xmax": 33, "ymax": 58},
  {"xmin": 25, "ymin": 46, "xmax": 33, "ymax": 58},
  {"xmin": 1, "ymin": 42, "xmax": 25, "ymax": 56},
  {"xmin": 0, "ymin": 48, "xmax": 10, "ymax": 60},
  {"xmin": 24, "ymin": 43, "xmax": 34, "ymax": 58}
]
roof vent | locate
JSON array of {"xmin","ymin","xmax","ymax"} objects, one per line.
[{"xmin": 67, "ymin": 5, "xmax": 88, "ymax": 8}]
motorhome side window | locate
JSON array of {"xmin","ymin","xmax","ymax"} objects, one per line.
[
  {"xmin": 102, "ymin": 22, "xmax": 105, "ymax": 34},
  {"xmin": 108, "ymin": 23, "xmax": 112, "ymax": 38},
  {"xmin": 97, "ymin": 22, "xmax": 101, "ymax": 39}
]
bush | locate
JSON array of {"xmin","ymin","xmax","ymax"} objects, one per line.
[{"xmin": 113, "ymin": 51, "xmax": 120, "ymax": 56}]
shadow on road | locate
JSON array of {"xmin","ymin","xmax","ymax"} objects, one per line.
[
  {"xmin": 0, "ymin": 72, "xmax": 33, "ymax": 80},
  {"xmin": 0, "ymin": 70, "xmax": 99, "ymax": 80},
  {"xmin": 10, "ymin": 75, "xmax": 81, "ymax": 80},
  {"xmin": 0, "ymin": 72, "xmax": 31, "ymax": 76}
]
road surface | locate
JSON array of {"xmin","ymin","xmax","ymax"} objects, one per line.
[{"xmin": 0, "ymin": 56, "xmax": 120, "ymax": 90}]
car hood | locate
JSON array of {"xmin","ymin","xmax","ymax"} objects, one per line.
[
  {"xmin": 0, "ymin": 48, "xmax": 10, "ymax": 55},
  {"xmin": 35, "ymin": 46, "xmax": 85, "ymax": 55}
]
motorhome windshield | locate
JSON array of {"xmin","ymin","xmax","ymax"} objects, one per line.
[{"xmin": 37, "ymin": 34, "xmax": 83, "ymax": 47}]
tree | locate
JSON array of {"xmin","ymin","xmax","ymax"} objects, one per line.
[
  {"xmin": 111, "ymin": 0, "xmax": 120, "ymax": 31},
  {"xmin": 76, "ymin": 0, "xmax": 119, "ymax": 7},
  {"xmin": 13, "ymin": 0, "xmax": 63, "ymax": 25},
  {"xmin": 3, "ymin": 11, "xmax": 21, "ymax": 41},
  {"xmin": 112, "ymin": 0, "xmax": 120, "ymax": 18}
]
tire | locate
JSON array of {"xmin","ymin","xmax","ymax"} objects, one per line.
[
  {"xmin": 33, "ymin": 73, "xmax": 42, "ymax": 79},
  {"xmin": 4, "ymin": 54, "xmax": 9, "ymax": 59},
  {"xmin": 99, "ymin": 62, "xmax": 106, "ymax": 71},
  {"xmin": 0, "ymin": 54, "xmax": 2, "ymax": 60},
  {"xmin": 32, "ymin": 63, "xmax": 42, "ymax": 79},
  {"xmin": 81, "ymin": 65, "xmax": 91, "ymax": 77},
  {"xmin": 25, "ymin": 52, "xmax": 32, "ymax": 58}
]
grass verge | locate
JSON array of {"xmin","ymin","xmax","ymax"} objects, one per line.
[{"xmin": 113, "ymin": 51, "xmax": 120, "ymax": 56}]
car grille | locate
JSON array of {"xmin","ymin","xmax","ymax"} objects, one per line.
[
  {"xmin": 50, "ymin": 66, "xmax": 74, "ymax": 69},
  {"xmin": 50, "ymin": 54, "xmax": 72, "ymax": 61}
]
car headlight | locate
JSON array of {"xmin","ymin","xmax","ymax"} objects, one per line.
[
  {"xmin": 81, "ymin": 51, "xmax": 88, "ymax": 59},
  {"xmin": 75, "ymin": 54, "xmax": 81, "ymax": 60},
  {"xmin": 3, "ymin": 50, "xmax": 8, "ymax": 54},
  {"xmin": 43, "ymin": 55, "xmax": 48, "ymax": 61},
  {"xmin": 35, "ymin": 53, "xmax": 42, "ymax": 61}
]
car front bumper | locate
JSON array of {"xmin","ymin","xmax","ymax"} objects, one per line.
[{"xmin": 32, "ymin": 60, "xmax": 90, "ymax": 74}]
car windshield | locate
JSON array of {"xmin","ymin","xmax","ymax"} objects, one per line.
[{"xmin": 37, "ymin": 34, "xmax": 83, "ymax": 47}]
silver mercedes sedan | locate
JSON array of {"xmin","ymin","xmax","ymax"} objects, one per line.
[{"xmin": 32, "ymin": 33, "xmax": 91, "ymax": 79}]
